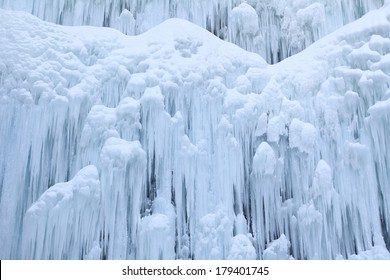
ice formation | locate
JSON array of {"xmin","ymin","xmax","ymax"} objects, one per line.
[
  {"xmin": 0, "ymin": 0, "xmax": 385, "ymax": 63},
  {"xmin": 0, "ymin": 0, "xmax": 390, "ymax": 260}
]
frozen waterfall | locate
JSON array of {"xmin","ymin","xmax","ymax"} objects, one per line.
[
  {"xmin": 0, "ymin": 0, "xmax": 385, "ymax": 63},
  {"xmin": 0, "ymin": 1, "xmax": 390, "ymax": 260}
]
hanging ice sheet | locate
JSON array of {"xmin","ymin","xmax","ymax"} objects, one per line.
[{"xmin": 0, "ymin": 1, "xmax": 390, "ymax": 259}]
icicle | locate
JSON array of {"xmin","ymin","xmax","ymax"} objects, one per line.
[
  {"xmin": 99, "ymin": 137, "xmax": 146, "ymax": 259},
  {"xmin": 21, "ymin": 165, "xmax": 101, "ymax": 259}
]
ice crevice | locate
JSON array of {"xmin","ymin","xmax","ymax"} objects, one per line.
[{"xmin": 0, "ymin": 2, "xmax": 390, "ymax": 259}]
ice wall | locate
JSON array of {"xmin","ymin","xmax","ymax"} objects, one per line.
[
  {"xmin": 0, "ymin": 0, "xmax": 385, "ymax": 63},
  {"xmin": 0, "ymin": 2, "xmax": 390, "ymax": 260}
]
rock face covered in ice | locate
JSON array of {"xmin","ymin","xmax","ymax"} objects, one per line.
[
  {"xmin": 0, "ymin": 0, "xmax": 385, "ymax": 63},
  {"xmin": 1, "ymin": 1, "xmax": 390, "ymax": 260}
]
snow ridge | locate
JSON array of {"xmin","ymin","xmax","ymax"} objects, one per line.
[{"xmin": 0, "ymin": 0, "xmax": 385, "ymax": 63}]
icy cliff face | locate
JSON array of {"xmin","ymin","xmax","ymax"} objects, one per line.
[
  {"xmin": 1, "ymin": 1, "xmax": 390, "ymax": 260},
  {"xmin": 0, "ymin": 0, "xmax": 385, "ymax": 63}
]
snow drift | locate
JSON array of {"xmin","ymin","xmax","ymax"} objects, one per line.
[{"xmin": 0, "ymin": 0, "xmax": 385, "ymax": 63}]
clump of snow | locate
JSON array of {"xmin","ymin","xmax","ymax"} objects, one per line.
[
  {"xmin": 349, "ymin": 244, "xmax": 390, "ymax": 260},
  {"xmin": 312, "ymin": 160, "xmax": 333, "ymax": 192},
  {"xmin": 263, "ymin": 234, "xmax": 291, "ymax": 260},
  {"xmin": 289, "ymin": 119, "xmax": 316, "ymax": 154},
  {"xmin": 253, "ymin": 142, "xmax": 276, "ymax": 176},
  {"xmin": 228, "ymin": 234, "xmax": 257, "ymax": 260},
  {"xmin": 100, "ymin": 137, "xmax": 145, "ymax": 168},
  {"xmin": 231, "ymin": 2, "xmax": 259, "ymax": 36},
  {"xmin": 296, "ymin": 3, "xmax": 325, "ymax": 29}
]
